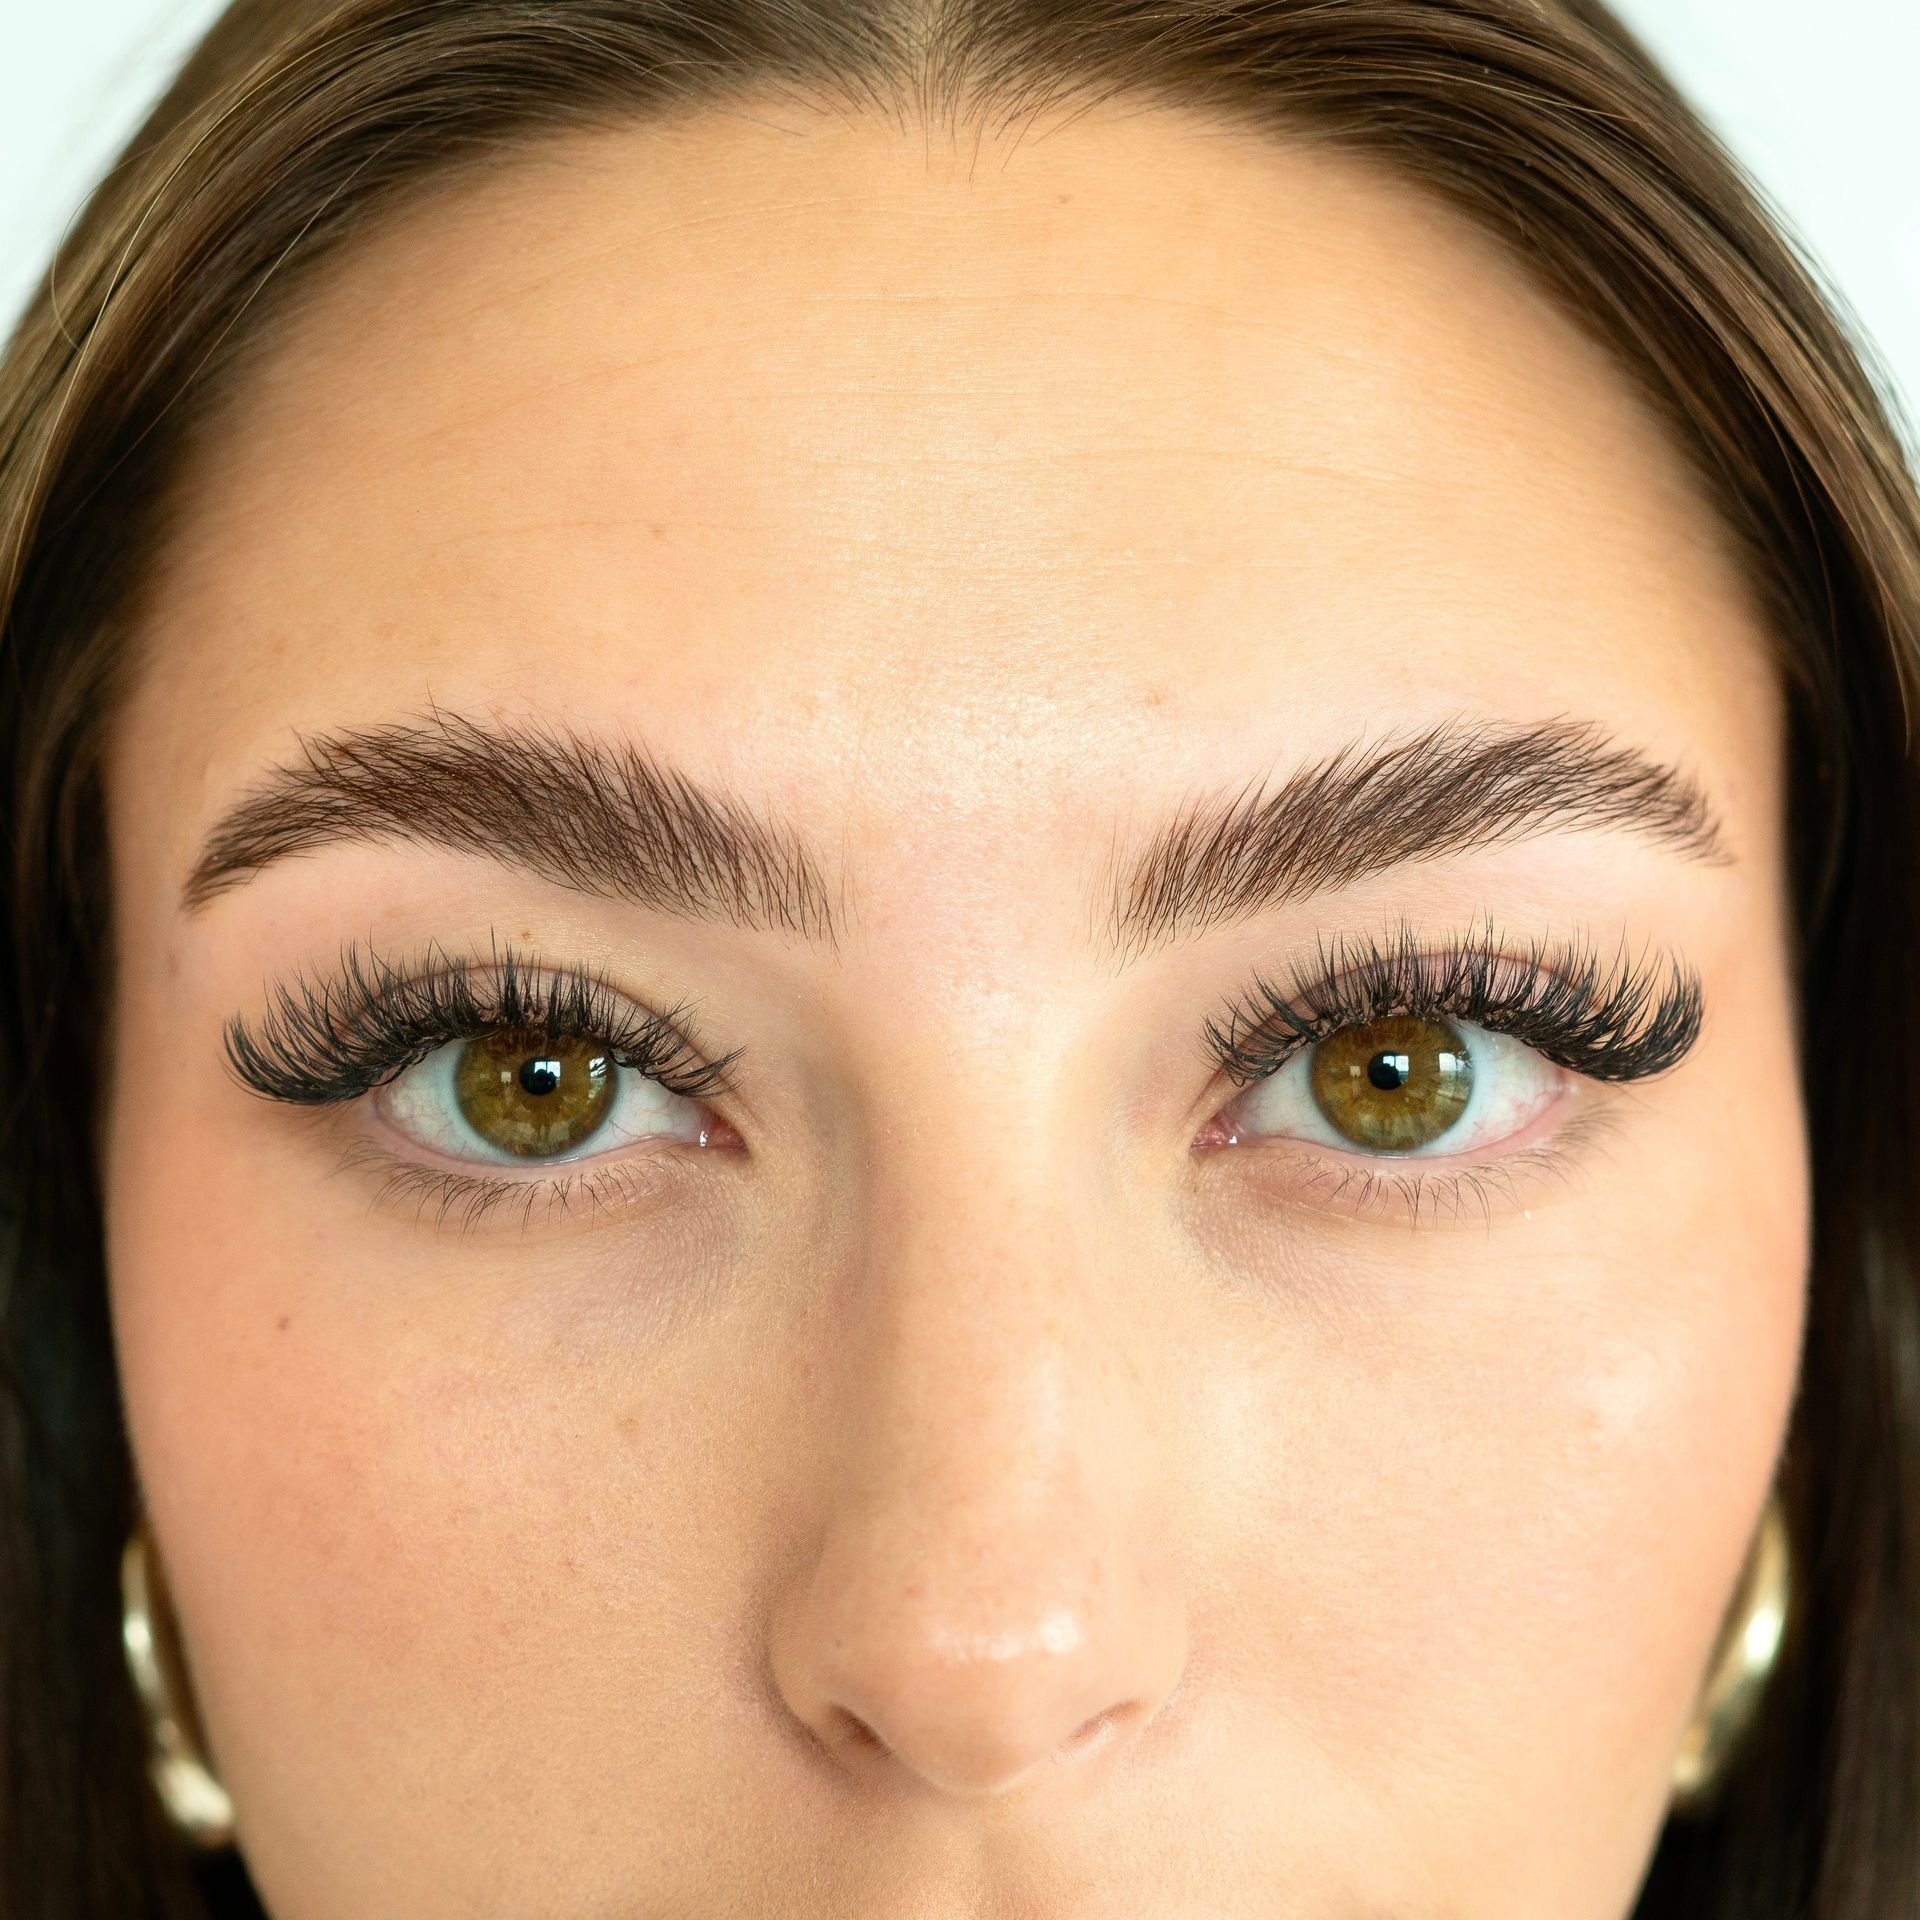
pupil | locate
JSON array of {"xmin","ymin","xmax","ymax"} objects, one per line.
[
  {"xmin": 1367, "ymin": 1051, "xmax": 1410, "ymax": 1092},
  {"xmin": 518, "ymin": 1055, "xmax": 563, "ymax": 1098}
]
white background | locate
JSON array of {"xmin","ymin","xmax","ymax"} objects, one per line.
[{"xmin": 3, "ymin": 1, "xmax": 1917, "ymax": 443}]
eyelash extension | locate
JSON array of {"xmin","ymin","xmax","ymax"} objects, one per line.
[
  {"xmin": 1203, "ymin": 920, "xmax": 1704, "ymax": 1089},
  {"xmin": 225, "ymin": 937, "xmax": 741, "ymax": 1107}
]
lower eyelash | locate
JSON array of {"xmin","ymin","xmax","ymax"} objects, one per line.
[
  {"xmin": 336, "ymin": 1137, "xmax": 689, "ymax": 1237},
  {"xmin": 1288, "ymin": 1118, "xmax": 1603, "ymax": 1230}
]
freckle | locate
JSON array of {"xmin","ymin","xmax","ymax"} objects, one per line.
[
  {"xmin": 276, "ymin": 1315, "xmax": 291, "ymax": 1332},
  {"xmin": 1143, "ymin": 685, "xmax": 1166, "ymax": 709},
  {"xmin": 649, "ymin": 523, "xmax": 666, "ymax": 539}
]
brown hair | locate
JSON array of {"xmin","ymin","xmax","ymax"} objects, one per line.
[{"xmin": 4, "ymin": 3, "xmax": 1918, "ymax": 1914}]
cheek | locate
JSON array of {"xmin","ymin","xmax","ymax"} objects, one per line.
[
  {"xmin": 1183, "ymin": 990, "xmax": 1808, "ymax": 1902},
  {"xmin": 1498, "ymin": 1217, "xmax": 1800, "ymax": 1890},
  {"xmin": 1493, "ymin": 1155, "xmax": 1805, "ymax": 1896},
  {"xmin": 102, "ymin": 1042, "xmax": 755, "ymax": 1907}
]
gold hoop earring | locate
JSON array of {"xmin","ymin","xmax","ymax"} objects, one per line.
[
  {"xmin": 1668, "ymin": 1488, "xmax": 1791, "ymax": 1810},
  {"xmin": 121, "ymin": 1523, "xmax": 236, "ymax": 1848}
]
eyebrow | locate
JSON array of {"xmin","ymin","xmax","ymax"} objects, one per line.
[
  {"xmin": 185, "ymin": 711, "xmax": 1722, "ymax": 959},
  {"xmin": 181, "ymin": 707, "xmax": 842, "ymax": 942},
  {"xmin": 1099, "ymin": 717, "xmax": 1726, "ymax": 960}
]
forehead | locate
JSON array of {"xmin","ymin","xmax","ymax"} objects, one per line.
[{"xmin": 126, "ymin": 101, "xmax": 1777, "ymax": 861}]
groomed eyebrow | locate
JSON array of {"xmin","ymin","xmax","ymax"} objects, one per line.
[
  {"xmin": 182, "ymin": 707, "xmax": 841, "ymax": 943},
  {"xmin": 1100, "ymin": 717, "xmax": 1726, "ymax": 960}
]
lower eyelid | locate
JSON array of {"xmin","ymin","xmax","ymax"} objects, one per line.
[
  {"xmin": 1204, "ymin": 1100, "xmax": 1619, "ymax": 1230},
  {"xmin": 331, "ymin": 1131, "xmax": 716, "ymax": 1235}
]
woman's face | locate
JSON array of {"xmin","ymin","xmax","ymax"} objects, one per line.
[{"xmin": 103, "ymin": 102, "xmax": 1807, "ymax": 1919}]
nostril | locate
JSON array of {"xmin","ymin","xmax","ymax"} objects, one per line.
[
  {"xmin": 831, "ymin": 1706, "xmax": 889, "ymax": 1756},
  {"xmin": 1062, "ymin": 1705, "xmax": 1123, "ymax": 1757}
]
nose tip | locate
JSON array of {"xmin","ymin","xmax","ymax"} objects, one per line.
[{"xmin": 772, "ymin": 1570, "xmax": 1186, "ymax": 1799}]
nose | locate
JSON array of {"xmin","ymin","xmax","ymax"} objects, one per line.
[{"xmin": 765, "ymin": 1130, "xmax": 1190, "ymax": 1800}]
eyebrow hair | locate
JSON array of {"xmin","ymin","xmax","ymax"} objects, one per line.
[
  {"xmin": 1100, "ymin": 718, "xmax": 1726, "ymax": 960},
  {"xmin": 182, "ymin": 707, "xmax": 842, "ymax": 942}
]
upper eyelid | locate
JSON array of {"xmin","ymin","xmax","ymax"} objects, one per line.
[
  {"xmin": 229, "ymin": 928, "xmax": 1694, "ymax": 1122},
  {"xmin": 224, "ymin": 941, "xmax": 742, "ymax": 1105},
  {"xmin": 1203, "ymin": 927, "xmax": 1704, "ymax": 1085}
]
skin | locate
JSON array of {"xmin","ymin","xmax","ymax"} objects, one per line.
[{"xmin": 101, "ymin": 98, "xmax": 1807, "ymax": 1919}]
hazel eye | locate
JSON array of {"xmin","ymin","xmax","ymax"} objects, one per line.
[
  {"xmin": 452, "ymin": 1030, "xmax": 616, "ymax": 1157},
  {"xmin": 1310, "ymin": 1014, "xmax": 1472, "ymax": 1151},
  {"xmin": 1220, "ymin": 1014, "xmax": 1565, "ymax": 1159},
  {"xmin": 379, "ymin": 1027, "xmax": 712, "ymax": 1166}
]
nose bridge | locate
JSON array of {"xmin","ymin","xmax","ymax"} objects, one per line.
[
  {"xmin": 846, "ymin": 1049, "xmax": 1137, "ymax": 1517},
  {"xmin": 766, "ymin": 1069, "xmax": 1190, "ymax": 1801}
]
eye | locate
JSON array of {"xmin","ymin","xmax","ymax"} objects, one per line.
[
  {"xmin": 1219, "ymin": 1013, "xmax": 1565, "ymax": 1158},
  {"xmin": 378, "ymin": 1027, "xmax": 713, "ymax": 1166}
]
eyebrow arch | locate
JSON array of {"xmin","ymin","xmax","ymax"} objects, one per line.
[
  {"xmin": 1099, "ymin": 717, "xmax": 1727, "ymax": 961},
  {"xmin": 181, "ymin": 707, "xmax": 842, "ymax": 943}
]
